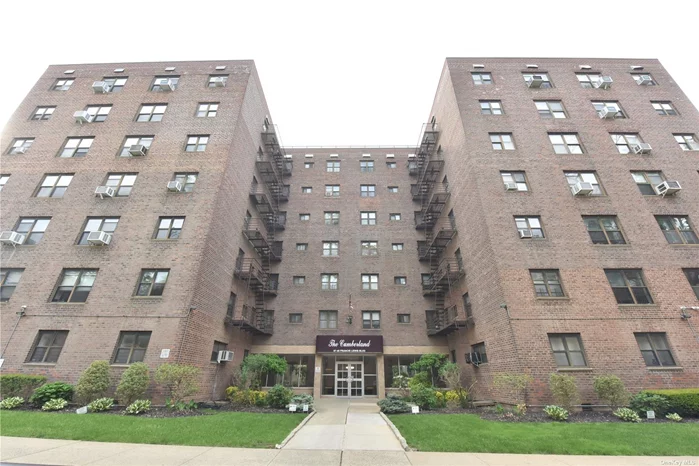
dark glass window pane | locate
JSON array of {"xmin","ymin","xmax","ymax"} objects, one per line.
[{"xmin": 613, "ymin": 288, "xmax": 634, "ymax": 304}]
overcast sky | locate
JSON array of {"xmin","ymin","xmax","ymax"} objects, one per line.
[{"xmin": 1, "ymin": 0, "xmax": 697, "ymax": 147}]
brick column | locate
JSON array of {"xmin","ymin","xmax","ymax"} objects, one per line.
[
  {"xmin": 377, "ymin": 354, "xmax": 385, "ymax": 399},
  {"xmin": 314, "ymin": 354, "xmax": 322, "ymax": 399}
]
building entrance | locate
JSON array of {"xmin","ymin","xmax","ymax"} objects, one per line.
[{"xmin": 335, "ymin": 361, "xmax": 363, "ymax": 397}]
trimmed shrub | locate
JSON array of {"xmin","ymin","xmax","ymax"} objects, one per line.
[
  {"xmin": 543, "ymin": 405, "xmax": 569, "ymax": 421},
  {"xmin": 116, "ymin": 362, "xmax": 150, "ymax": 405},
  {"xmin": 88, "ymin": 397, "xmax": 114, "ymax": 412},
  {"xmin": 492, "ymin": 373, "xmax": 533, "ymax": 405},
  {"xmin": 76, "ymin": 361, "xmax": 111, "ymax": 404},
  {"xmin": 125, "ymin": 399, "xmax": 151, "ymax": 415},
  {"xmin": 30, "ymin": 382, "xmax": 74, "ymax": 407},
  {"xmin": 644, "ymin": 389, "xmax": 699, "ymax": 417},
  {"xmin": 289, "ymin": 394, "xmax": 314, "ymax": 410},
  {"xmin": 42, "ymin": 398, "xmax": 68, "ymax": 411},
  {"xmin": 378, "ymin": 394, "xmax": 411, "ymax": 414},
  {"xmin": 410, "ymin": 353, "xmax": 448, "ymax": 386},
  {"xmin": 593, "ymin": 375, "xmax": 629, "ymax": 409},
  {"xmin": 155, "ymin": 364, "xmax": 200, "ymax": 404},
  {"xmin": 408, "ymin": 372, "xmax": 431, "ymax": 390},
  {"xmin": 0, "ymin": 374, "xmax": 47, "ymax": 399},
  {"xmin": 227, "ymin": 387, "xmax": 267, "ymax": 407},
  {"xmin": 629, "ymin": 392, "xmax": 670, "ymax": 417},
  {"xmin": 613, "ymin": 407, "xmax": 642, "ymax": 423},
  {"xmin": 666, "ymin": 413, "xmax": 683, "ymax": 422},
  {"xmin": 266, "ymin": 384, "xmax": 293, "ymax": 409},
  {"xmin": 410, "ymin": 385, "xmax": 438, "ymax": 410},
  {"xmin": 549, "ymin": 373, "xmax": 579, "ymax": 411},
  {"xmin": 0, "ymin": 397, "xmax": 24, "ymax": 410}
]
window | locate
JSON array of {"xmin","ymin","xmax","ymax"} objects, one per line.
[
  {"xmin": 196, "ymin": 102, "xmax": 218, "ymax": 117},
  {"xmin": 211, "ymin": 341, "xmax": 228, "ymax": 362},
  {"xmin": 135, "ymin": 269, "xmax": 170, "ymax": 297},
  {"xmin": 674, "ymin": 134, "xmax": 699, "ymax": 151},
  {"xmin": 576, "ymin": 73, "xmax": 602, "ymax": 88},
  {"xmin": 32, "ymin": 106, "xmax": 55, "ymax": 120},
  {"xmin": 683, "ymin": 269, "xmax": 699, "ymax": 299},
  {"xmin": 28, "ymin": 331, "xmax": 68, "ymax": 363},
  {"xmin": 52, "ymin": 79, "xmax": 74, "ymax": 91},
  {"xmin": 565, "ymin": 171, "xmax": 604, "ymax": 196},
  {"xmin": 656, "ymin": 216, "xmax": 699, "ymax": 244},
  {"xmin": 362, "ymin": 311, "xmax": 380, "ymax": 329},
  {"xmin": 471, "ymin": 73, "xmax": 492, "ymax": 85},
  {"xmin": 8, "ymin": 138, "xmax": 34, "ymax": 154},
  {"xmin": 296, "ymin": 243, "xmax": 308, "ymax": 251},
  {"xmin": 388, "ymin": 186, "xmax": 398, "ymax": 193},
  {"xmin": 226, "ymin": 293, "xmax": 236, "ymax": 319},
  {"xmin": 361, "ymin": 241, "xmax": 378, "ymax": 256},
  {"xmin": 604, "ymin": 269, "xmax": 653, "ymax": 304},
  {"xmin": 635, "ymin": 333, "xmax": 675, "ymax": 367},
  {"xmin": 322, "ymin": 241, "xmax": 339, "ymax": 256},
  {"xmin": 0, "ymin": 269, "xmax": 23, "ymax": 301},
  {"xmin": 324, "ymin": 212, "xmax": 340, "ymax": 225},
  {"xmin": 394, "ymin": 276, "xmax": 406, "ymax": 285},
  {"xmin": 120, "ymin": 136, "xmax": 153, "ymax": 156},
  {"xmin": 293, "ymin": 276, "xmax": 305, "ymax": 285},
  {"xmin": 299, "ymin": 213, "xmax": 310, "ymax": 222},
  {"xmin": 325, "ymin": 185, "xmax": 340, "ymax": 197},
  {"xmin": 0, "ymin": 174, "xmax": 9, "ymax": 191},
  {"xmin": 631, "ymin": 171, "xmax": 664, "ymax": 195},
  {"xmin": 490, "ymin": 133, "xmax": 515, "ymax": 150},
  {"xmin": 592, "ymin": 101, "xmax": 626, "ymax": 119},
  {"xmin": 500, "ymin": 172, "xmax": 529, "ymax": 191},
  {"xmin": 59, "ymin": 137, "xmax": 93, "ymax": 158},
  {"xmin": 535, "ymin": 101, "xmax": 566, "ymax": 118},
  {"xmin": 15, "ymin": 218, "xmax": 50, "ymax": 245},
  {"xmin": 610, "ymin": 133, "xmax": 643, "ymax": 154},
  {"xmin": 386, "ymin": 162, "xmax": 396, "ymax": 169},
  {"xmin": 548, "ymin": 334, "xmax": 587, "ymax": 367},
  {"xmin": 304, "ymin": 162, "xmax": 314, "ymax": 169},
  {"xmin": 361, "ymin": 211, "xmax": 377, "ymax": 225},
  {"xmin": 392, "ymin": 243, "xmax": 403, "ymax": 251},
  {"xmin": 289, "ymin": 313, "xmax": 303, "ymax": 324},
  {"xmin": 480, "ymin": 100, "xmax": 503, "ymax": 115},
  {"xmin": 389, "ymin": 213, "xmax": 401, "ymax": 221},
  {"xmin": 632, "ymin": 73, "xmax": 656, "ymax": 85},
  {"xmin": 52, "ymin": 269, "xmax": 97, "ymax": 302},
  {"xmin": 321, "ymin": 273, "xmax": 338, "ymax": 290},
  {"xmin": 360, "ymin": 185, "xmax": 376, "ymax": 197},
  {"xmin": 78, "ymin": 217, "xmax": 119, "ymax": 245},
  {"xmin": 36, "ymin": 174, "xmax": 73, "ymax": 198},
  {"xmin": 549, "ymin": 133, "xmax": 583, "ymax": 154},
  {"xmin": 113, "ymin": 331, "xmax": 151, "ymax": 364},
  {"xmin": 463, "ymin": 293, "xmax": 472, "ymax": 318},
  {"xmin": 103, "ymin": 77, "xmax": 128, "ymax": 92},
  {"xmin": 155, "ymin": 217, "xmax": 185, "ymax": 240},
  {"xmin": 326, "ymin": 161, "xmax": 340, "ymax": 172},
  {"xmin": 530, "ymin": 270, "xmax": 564, "ymax": 297},
  {"xmin": 136, "ymin": 104, "xmax": 167, "ymax": 122},
  {"xmin": 207, "ymin": 75, "xmax": 228, "ymax": 87},
  {"xmin": 651, "ymin": 101, "xmax": 677, "ymax": 116},
  {"xmin": 173, "ymin": 173, "xmax": 197, "ymax": 192},
  {"xmin": 302, "ymin": 186, "xmax": 312, "ymax": 194},
  {"xmin": 83, "ymin": 105, "xmax": 111, "ymax": 123},
  {"xmin": 515, "ymin": 216, "xmax": 544, "ymax": 238},
  {"xmin": 471, "ymin": 342, "xmax": 487, "ymax": 364},
  {"xmin": 361, "ymin": 274, "xmax": 379, "ymax": 290},
  {"xmin": 150, "ymin": 76, "xmax": 179, "ymax": 91},
  {"xmin": 584, "ymin": 216, "xmax": 626, "ymax": 245},
  {"xmin": 319, "ymin": 311, "xmax": 338, "ymax": 329},
  {"xmin": 397, "ymin": 314, "xmax": 411, "ymax": 323},
  {"xmin": 104, "ymin": 173, "xmax": 137, "ymax": 197},
  {"xmin": 185, "ymin": 135, "xmax": 209, "ymax": 152}
]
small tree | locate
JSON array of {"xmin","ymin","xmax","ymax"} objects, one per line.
[
  {"xmin": 155, "ymin": 364, "xmax": 200, "ymax": 404},
  {"xmin": 549, "ymin": 373, "xmax": 579, "ymax": 411},
  {"xmin": 75, "ymin": 360, "xmax": 111, "ymax": 404},
  {"xmin": 492, "ymin": 373, "xmax": 533, "ymax": 405},
  {"xmin": 116, "ymin": 362, "xmax": 150, "ymax": 405},
  {"xmin": 439, "ymin": 362, "xmax": 468, "ymax": 407},
  {"xmin": 240, "ymin": 354, "xmax": 288, "ymax": 389},
  {"xmin": 593, "ymin": 374, "xmax": 629, "ymax": 409},
  {"xmin": 410, "ymin": 354, "xmax": 448, "ymax": 386}
]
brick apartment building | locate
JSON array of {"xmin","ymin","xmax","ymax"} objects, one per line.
[{"xmin": 1, "ymin": 58, "xmax": 698, "ymax": 405}]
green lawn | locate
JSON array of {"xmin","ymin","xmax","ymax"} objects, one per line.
[
  {"xmin": 0, "ymin": 411, "xmax": 306, "ymax": 448},
  {"xmin": 389, "ymin": 414, "xmax": 699, "ymax": 455}
]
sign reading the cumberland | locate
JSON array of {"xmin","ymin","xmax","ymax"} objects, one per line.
[{"xmin": 316, "ymin": 335, "xmax": 383, "ymax": 353}]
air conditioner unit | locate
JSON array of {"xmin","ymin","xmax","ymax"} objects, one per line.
[
  {"xmin": 94, "ymin": 186, "xmax": 115, "ymax": 198},
  {"xmin": 13, "ymin": 147, "xmax": 27, "ymax": 154},
  {"xmin": 600, "ymin": 106, "xmax": 618, "ymax": 119},
  {"xmin": 73, "ymin": 111, "xmax": 93, "ymax": 124},
  {"xmin": 654, "ymin": 180, "xmax": 682, "ymax": 197},
  {"xmin": 211, "ymin": 77, "xmax": 226, "ymax": 87},
  {"xmin": 504, "ymin": 182, "xmax": 518, "ymax": 191},
  {"xmin": 128, "ymin": 145, "xmax": 148, "ymax": 156},
  {"xmin": 408, "ymin": 153, "xmax": 416, "ymax": 158},
  {"xmin": 217, "ymin": 350, "xmax": 234, "ymax": 363},
  {"xmin": 637, "ymin": 76, "xmax": 653, "ymax": 85},
  {"xmin": 92, "ymin": 81, "xmax": 111, "ymax": 93},
  {"xmin": 632, "ymin": 143, "xmax": 652, "ymax": 155},
  {"xmin": 572, "ymin": 181, "xmax": 594, "ymax": 196},
  {"xmin": 167, "ymin": 181, "xmax": 183, "ymax": 192},
  {"xmin": 594, "ymin": 76, "xmax": 613, "ymax": 89},
  {"xmin": 519, "ymin": 229, "xmax": 533, "ymax": 239},
  {"xmin": 156, "ymin": 78, "xmax": 175, "ymax": 91},
  {"xmin": 0, "ymin": 231, "xmax": 25, "ymax": 246},
  {"xmin": 526, "ymin": 76, "xmax": 544, "ymax": 88},
  {"xmin": 386, "ymin": 154, "xmax": 395, "ymax": 158},
  {"xmin": 467, "ymin": 352, "xmax": 482, "ymax": 367},
  {"xmin": 86, "ymin": 230, "xmax": 112, "ymax": 246}
]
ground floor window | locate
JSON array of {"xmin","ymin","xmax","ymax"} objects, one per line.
[
  {"xmin": 384, "ymin": 355, "xmax": 420, "ymax": 388},
  {"xmin": 262, "ymin": 354, "xmax": 314, "ymax": 388}
]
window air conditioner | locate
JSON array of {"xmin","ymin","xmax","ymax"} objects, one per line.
[
  {"xmin": 0, "ymin": 231, "xmax": 25, "ymax": 246},
  {"xmin": 13, "ymin": 147, "xmax": 27, "ymax": 154},
  {"xmin": 129, "ymin": 145, "xmax": 148, "ymax": 156},
  {"xmin": 632, "ymin": 143, "xmax": 652, "ymax": 155},
  {"xmin": 94, "ymin": 186, "xmax": 115, "ymax": 198},
  {"xmin": 594, "ymin": 76, "xmax": 613, "ymax": 89},
  {"xmin": 73, "ymin": 111, "xmax": 93, "ymax": 124},
  {"xmin": 167, "ymin": 181, "xmax": 183, "ymax": 192},
  {"xmin": 637, "ymin": 76, "xmax": 653, "ymax": 85},
  {"xmin": 87, "ymin": 230, "xmax": 112, "ymax": 246},
  {"xmin": 518, "ymin": 229, "xmax": 533, "ymax": 239},
  {"xmin": 504, "ymin": 182, "xmax": 518, "ymax": 191},
  {"xmin": 572, "ymin": 181, "xmax": 594, "ymax": 196},
  {"xmin": 467, "ymin": 352, "xmax": 482, "ymax": 366},
  {"xmin": 211, "ymin": 77, "xmax": 226, "ymax": 87},
  {"xmin": 526, "ymin": 76, "xmax": 544, "ymax": 88},
  {"xmin": 654, "ymin": 180, "xmax": 682, "ymax": 197},
  {"xmin": 217, "ymin": 350, "xmax": 234, "ymax": 363},
  {"xmin": 600, "ymin": 106, "xmax": 618, "ymax": 119},
  {"xmin": 157, "ymin": 79, "xmax": 175, "ymax": 91},
  {"xmin": 92, "ymin": 81, "xmax": 112, "ymax": 93}
]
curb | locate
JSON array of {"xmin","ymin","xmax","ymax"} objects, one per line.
[
  {"xmin": 275, "ymin": 411, "xmax": 316, "ymax": 449},
  {"xmin": 379, "ymin": 412, "xmax": 411, "ymax": 451}
]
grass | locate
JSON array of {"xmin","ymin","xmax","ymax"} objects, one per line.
[
  {"xmin": 0, "ymin": 410, "xmax": 306, "ymax": 448},
  {"xmin": 389, "ymin": 413, "xmax": 699, "ymax": 455}
]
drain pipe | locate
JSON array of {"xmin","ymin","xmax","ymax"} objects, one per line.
[
  {"xmin": 1, "ymin": 306, "xmax": 27, "ymax": 359},
  {"xmin": 176, "ymin": 306, "xmax": 195, "ymax": 363}
]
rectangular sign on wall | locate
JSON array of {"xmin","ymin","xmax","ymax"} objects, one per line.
[{"xmin": 315, "ymin": 335, "xmax": 383, "ymax": 353}]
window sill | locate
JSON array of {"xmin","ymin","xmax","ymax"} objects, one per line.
[
  {"xmin": 47, "ymin": 302, "xmax": 86, "ymax": 305},
  {"xmin": 152, "ymin": 239, "xmax": 179, "ymax": 243},
  {"xmin": 536, "ymin": 297, "xmax": 570, "ymax": 301},
  {"xmin": 361, "ymin": 328, "xmax": 382, "ymax": 331},
  {"xmin": 669, "ymin": 244, "xmax": 699, "ymax": 247},
  {"xmin": 317, "ymin": 328, "xmax": 339, "ymax": 331},
  {"xmin": 647, "ymin": 366, "xmax": 683, "ymax": 371},
  {"xmin": 592, "ymin": 244, "xmax": 632, "ymax": 248},
  {"xmin": 23, "ymin": 363, "xmax": 56, "ymax": 367},
  {"xmin": 557, "ymin": 367, "xmax": 593, "ymax": 372},
  {"xmin": 131, "ymin": 296, "xmax": 164, "ymax": 300},
  {"xmin": 618, "ymin": 304, "xmax": 659, "ymax": 310},
  {"xmin": 288, "ymin": 322, "xmax": 303, "ymax": 325}
]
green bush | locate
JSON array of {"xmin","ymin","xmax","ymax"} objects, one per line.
[
  {"xmin": 644, "ymin": 389, "xmax": 699, "ymax": 417},
  {"xmin": 593, "ymin": 375, "xmax": 629, "ymax": 409},
  {"xmin": 410, "ymin": 385, "xmax": 438, "ymax": 410},
  {"xmin": 76, "ymin": 361, "xmax": 111, "ymax": 404},
  {"xmin": 549, "ymin": 373, "xmax": 579, "ymax": 411},
  {"xmin": 666, "ymin": 413, "xmax": 683, "ymax": 422},
  {"xmin": 0, "ymin": 374, "xmax": 47, "ymax": 399},
  {"xmin": 0, "ymin": 397, "xmax": 24, "ymax": 410},
  {"xmin": 30, "ymin": 382, "xmax": 74, "ymax": 407},
  {"xmin": 543, "ymin": 405, "xmax": 569, "ymax": 421},
  {"xmin": 492, "ymin": 373, "xmax": 533, "ymax": 405},
  {"xmin": 378, "ymin": 394, "xmax": 411, "ymax": 414},
  {"xmin": 290, "ymin": 394, "xmax": 314, "ymax": 410},
  {"xmin": 88, "ymin": 397, "xmax": 114, "ymax": 412},
  {"xmin": 125, "ymin": 399, "xmax": 151, "ymax": 415},
  {"xmin": 116, "ymin": 362, "xmax": 150, "ymax": 405},
  {"xmin": 155, "ymin": 364, "xmax": 200, "ymax": 404},
  {"xmin": 613, "ymin": 407, "xmax": 642, "ymax": 423},
  {"xmin": 410, "ymin": 354, "xmax": 448, "ymax": 386},
  {"xmin": 226, "ymin": 387, "xmax": 267, "ymax": 407},
  {"xmin": 629, "ymin": 392, "xmax": 670, "ymax": 416},
  {"xmin": 42, "ymin": 398, "xmax": 68, "ymax": 411},
  {"xmin": 240, "ymin": 354, "xmax": 288, "ymax": 390},
  {"xmin": 266, "ymin": 384, "xmax": 293, "ymax": 409},
  {"xmin": 408, "ymin": 372, "xmax": 431, "ymax": 390}
]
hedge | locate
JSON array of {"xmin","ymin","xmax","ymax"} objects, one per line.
[
  {"xmin": 0, "ymin": 374, "xmax": 47, "ymax": 399},
  {"xmin": 644, "ymin": 389, "xmax": 699, "ymax": 417}
]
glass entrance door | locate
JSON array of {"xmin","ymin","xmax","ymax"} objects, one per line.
[{"xmin": 335, "ymin": 362, "xmax": 363, "ymax": 397}]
